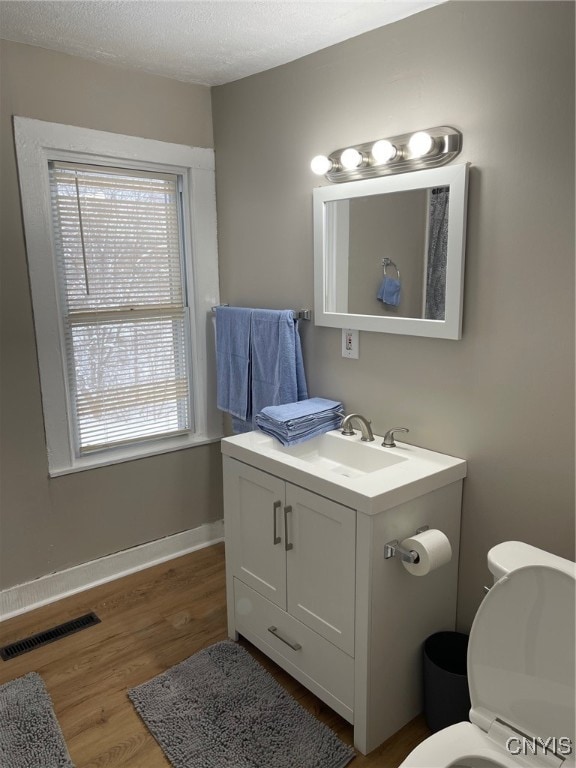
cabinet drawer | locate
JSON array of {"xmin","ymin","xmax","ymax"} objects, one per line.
[{"xmin": 234, "ymin": 578, "xmax": 354, "ymax": 722}]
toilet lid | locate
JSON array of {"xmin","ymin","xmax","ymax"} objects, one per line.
[{"xmin": 468, "ymin": 564, "xmax": 575, "ymax": 744}]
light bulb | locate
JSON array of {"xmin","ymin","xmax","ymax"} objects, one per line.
[
  {"xmin": 310, "ymin": 155, "xmax": 333, "ymax": 175},
  {"xmin": 340, "ymin": 147, "xmax": 363, "ymax": 170},
  {"xmin": 371, "ymin": 140, "xmax": 397, "ymax": 164},
  {"xmin": 408, "ymin": 131, "xmax": 435, "ymax": 158}
]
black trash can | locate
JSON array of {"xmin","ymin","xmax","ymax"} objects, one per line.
[{"xmin": 423, "ymin": 631, "xmax": 471, "ymax": 732}]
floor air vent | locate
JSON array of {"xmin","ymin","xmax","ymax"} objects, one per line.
[{"xmin": 0, "ymin": 612, "xmax": 101, "ymax": 661}]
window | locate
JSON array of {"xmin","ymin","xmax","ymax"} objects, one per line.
[
  {"xmin": 49, "ymin": 162, "xmax": 192, "ymax": 452},
  {"xmin": 15, "ymin": 118, "xmax": 221, "ymax": 475}
]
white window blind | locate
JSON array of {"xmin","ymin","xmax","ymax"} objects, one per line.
[{"xmin": 49, "ymin": 161, "xmax": 193, "ymax": 454}]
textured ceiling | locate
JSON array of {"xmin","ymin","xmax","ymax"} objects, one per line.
[{"xmin": 0, "ymin": 1, "xmax": 445, "ymax": 86}]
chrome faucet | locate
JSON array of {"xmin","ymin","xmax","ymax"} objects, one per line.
[
  {"xmin": 382, "ymin": 427, "xmax": 409, "ymax": 447},
  {"xmin": 340, "ymin": 413, "xmax": 375, "ymax": 442}
]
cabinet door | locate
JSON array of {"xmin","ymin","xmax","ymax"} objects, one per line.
[
  {"xmin": 224, "ymin": 460, "xmax": 287, "ymax": 609},
  {"xmin": 285, "ymin": 484, "xmax": 356, "ymax": 655}
]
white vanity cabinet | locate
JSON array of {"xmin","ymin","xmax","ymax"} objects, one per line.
[
  {"xmin": 222, "ymin": 431, "xmax": 467, "ymax": 755},
  {"xmin": 223, "ymin": 457, "xmax": 356, "ymax": 720}
]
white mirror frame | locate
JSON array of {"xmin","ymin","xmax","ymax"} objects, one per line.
[{"xmin": 313, "ymin": 163, "xmax": 469, "ymax": 340}]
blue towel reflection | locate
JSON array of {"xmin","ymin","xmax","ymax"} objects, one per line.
[{"xmin": 377, "ymin": 277, "xmax": 401, "ymax": 307}]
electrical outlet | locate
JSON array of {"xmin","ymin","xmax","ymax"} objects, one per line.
[{"xmin": 342, "ymin": 328, "xmax": 359, "ymax": 359}]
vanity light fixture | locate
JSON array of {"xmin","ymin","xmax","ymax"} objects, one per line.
[
  {"xmin": 311, "ymin": 126, "xmax": 462, "ymax": 183},
  {"xmin": 310, "ymin": 154, "xmax": 333, "ymax": 175},
  {"xmin": 408, "ymin": 130, "xmax": 435, "ymax": 158},
  {"xmin": 340, "ymin": 147, "xmax": 365, "ymax": 170},
  {"xmin": 371, "ymin": 139, "xmax": 398, "ymax": 164}
]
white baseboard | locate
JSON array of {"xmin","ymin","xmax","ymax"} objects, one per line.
[{"xmin": 0, "ymin": 520, "xmax": 224, "ymax": 621}]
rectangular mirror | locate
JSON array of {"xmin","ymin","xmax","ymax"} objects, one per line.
[{"xmin": 313, "ymin": 163, "xmax": 469, "ymax": 339}]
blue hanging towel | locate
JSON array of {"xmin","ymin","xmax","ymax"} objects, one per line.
[
  {"xmin": 215, "ymin": 306, "xmax": 252, "ymax": 420},
  {"xmin": 215, "ymin": 307, "xmax": 308, "ymax": 433},
  {"xmin": 250, "ymin": 309, "xmax": 308, "ymax": 423}
]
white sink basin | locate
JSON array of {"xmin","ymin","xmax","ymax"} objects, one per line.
[
  {"xmin": 273, "ymin": 432, "xmax": 406, "ymax": 477},
  {"xmin": 221, "ymin": 429, "xmax": 467, "ymax": 514}
]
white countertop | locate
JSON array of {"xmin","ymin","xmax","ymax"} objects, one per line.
[{"xmin": 221, "ymin": 429, "xmax": 467, "ymax": 515}]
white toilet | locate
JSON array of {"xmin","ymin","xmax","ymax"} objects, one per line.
[{"xmin": 401, "ymin": 541, "xmax": 575, "ymax": 768}]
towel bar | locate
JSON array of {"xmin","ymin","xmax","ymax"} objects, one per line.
[{"xmin": 211, "ymin": 304, "xmax": 312, "ymax": 321}]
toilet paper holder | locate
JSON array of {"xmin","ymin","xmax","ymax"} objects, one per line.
[{"xmin": 384, "ymin": 526, "xmax": 429, "ymax": 564}]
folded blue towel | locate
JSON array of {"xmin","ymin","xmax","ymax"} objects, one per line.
[
  {"xmin": 215, "ymin": 307, "xmax": 252, "ymax": 420},
  {"xmin": 377, "ymin": 277, "xmax": 401, "ymax": 307},
  {"xmin": 215, "ymin": 307, "xmax": 308, "ymax": 433},
  {"xmin": 257, "ymin": 397, "xmax": 343, "ymax": 427},
  {"xmin": 255, "ymin": 397, "xmax": 344, "ymax": 446},
  {"xmin": 257, "ymin": 418, "xmax": 343, "ymax": 446}
]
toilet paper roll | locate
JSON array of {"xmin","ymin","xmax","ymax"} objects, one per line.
[{"xmin": 401, "ymin": 529, "xmax": 452, "ymax": 576}]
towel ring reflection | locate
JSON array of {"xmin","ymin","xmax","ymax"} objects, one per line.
[{"xmin": 382, "ymin": 258, "xmax": 400, "ymax": 280}]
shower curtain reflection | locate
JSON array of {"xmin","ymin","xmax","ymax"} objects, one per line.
[{"xmin": 425, "ymin": 187, "xmax": 450, "ymax": 320}]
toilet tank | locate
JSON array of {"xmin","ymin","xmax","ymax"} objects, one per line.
[{"xmin": 488, "ymin": 540, "xmax": 575, "ymax": 581}]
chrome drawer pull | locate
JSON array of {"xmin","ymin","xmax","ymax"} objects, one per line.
[
  {"xmin": 284, "ymin": 505, "xmax": 293, "ymax": 551},
  {"xmin": 273, "ymin": 500, "xmax": 281, "ymax": 545},
  {"xmin": 267, "ymin": 625, "xmax": 302, "ymax": 651}
]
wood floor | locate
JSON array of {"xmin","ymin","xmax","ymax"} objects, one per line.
[{"xmin": 0, "ymin": 543, "xmax": 430, "ymax": 767}]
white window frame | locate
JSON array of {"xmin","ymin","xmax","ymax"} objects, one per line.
[{"xmin": 14, "ymin": 117, "xmax": 223, "ymax": 476}]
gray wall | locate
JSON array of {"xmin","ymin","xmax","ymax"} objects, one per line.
[
  {"xmin": 0, "ymin": 40, "xmax": 223, "ymax": 590},
  {"xmin": 212, "ymin": 1, "xmax": 575, "ymax": 629}
]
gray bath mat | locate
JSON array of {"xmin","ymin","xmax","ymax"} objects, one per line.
[
  {"xmin": 0, "ymin": 672, "xmax": 74, "ymax": 767},
  {"xmin": 129, "ymin": 640, "xmax": 355, "ymax": 768}
]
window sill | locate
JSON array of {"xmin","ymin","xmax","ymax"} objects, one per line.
[{"xmin": 48, "ymin": 431, "xmax": 224, "ymax": 477}]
